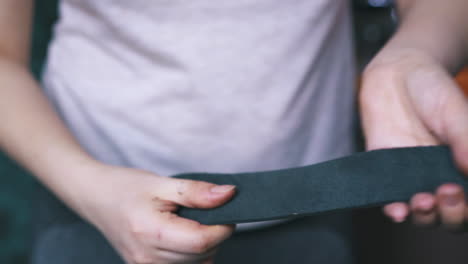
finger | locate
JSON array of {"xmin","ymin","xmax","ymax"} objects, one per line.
[
  {"xmin": 157, "ymin": 244, "xmax": 218, "ymax": 257},
  {"xmin": 154, "ymin": 213, "xmax": 234, "ymax": 254},
  {"xmin": 383, "ymin": 202, "xmax": 409, "ymax": 223},
  {"xmin": 424, "ymin": 76, "xmax": 468, "ymax": 174},
  {"xmin": 443, "ymin": 98, "xmax": 468, "ymax": 175},
  {"xmin": 436, "ymin": 183, "xmax": 466, "ymax": 230},
  {"xmin": 409, "ymin": 192, "xmax": 437, "ymax": 226},
  {"xmin": 155, "ymin": 246, "xmax": 218, "ymax": 263},
  {"xmin": 156, "ymin": 177, "xmax": 236, "ymax": 209}
]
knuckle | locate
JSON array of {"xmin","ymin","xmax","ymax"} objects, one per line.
[
  {"xmin": 360, "ymin": 65, "xmax": 400, "ymax": 103},
  {"xmin": 154, "ymin": 228, "xmax": 163, "ymax": 242},
  {"xmin": 176, "ymin": 180, "xmax": 209, "ymax": 207},
  {"xmin": 129, "ymin": 252, "xmax": 153, "ymax": 264},
  {"xmin": 125, "ymin": 247, "xmax": 153, "ymax": 264},
  {"xmin": 362, "ymin": 63, "xmax": 399, "ymax": 81},
  {"xmin": 128, "ymin": 219, "xmax": 150, "ymax": 240},
  {"xmin": 129, "ymin": 223, "xmax": 143, "ymax": 237},
  {"xmin": 190, "ymin": 234, "xmax": 212, "ymax": 254},
  {"xmin": 175, "ymin": 179, "xmax": 188, "ymax": 196},
  {"xmin": 176, "ymin": 180, "xmax": 195, "ymax": 200}
]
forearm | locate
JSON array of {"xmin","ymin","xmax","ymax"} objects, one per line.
[
  {"xmin": 373, "ymin": 0, "xmax": 468, "ymax": 74},
  {"xmin": 0, "ymin": 59, "xmax": 100, "ymax": 208}
]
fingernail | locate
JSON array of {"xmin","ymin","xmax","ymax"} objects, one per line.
[
  {"xmin": 211, "ymin": 185, "xmax": 235, "ymax": 194},
  {"xmin": 416, "ymin": 198, "xmax": 433, "ymax": 212},
  {"xmin": 443, "ymin": 195, "xmax": 461, "ymax": 206}
]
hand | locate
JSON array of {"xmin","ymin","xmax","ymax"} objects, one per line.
[
  {"xmin": 75, "ymin": 164, "xmax": 236, "ymax": 264},
  {"xmin": 360, "ymin": 48, "xmax": 468, "ymax": 231}
]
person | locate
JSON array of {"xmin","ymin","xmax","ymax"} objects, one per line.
[{"xmin": 0, "ymin": 0, "xmax": 467, "ymax": 263}]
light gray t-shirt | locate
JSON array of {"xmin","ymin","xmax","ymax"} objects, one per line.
[{"xmin": 42, "ymin": 0, "xmax": 356, "ymax": 229}]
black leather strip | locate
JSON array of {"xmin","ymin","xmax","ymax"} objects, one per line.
[{"xmin": 174, "ymin": 146, "xmax": 468, "ymax": 225}]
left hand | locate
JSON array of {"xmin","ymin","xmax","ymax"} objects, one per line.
[{"xmin": 360, "ymin": 48, "xmax": 468, "ymax": 231}]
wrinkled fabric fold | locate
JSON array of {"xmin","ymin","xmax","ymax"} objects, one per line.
[{"xmin": 175, "ymin": 146, "xmax": 468, "ymax": 225}]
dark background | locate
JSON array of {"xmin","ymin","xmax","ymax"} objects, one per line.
[{"xmin": 1, "ymin": 1, "xmax": 468, "ymax": 263}]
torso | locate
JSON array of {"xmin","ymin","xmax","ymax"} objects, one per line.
[{"xmin": 43, "ymin": 0, "xmax": 357, "ymax": 177}]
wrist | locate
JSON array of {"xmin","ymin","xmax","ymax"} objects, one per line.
[
  {"xmin": 56, "ymin": 162, "xmax": 161, "ymax": 226},
  {"xmin": 377, "ymin": 22, "xmax": 467, "ymax": 75},
  {"xmin": 393, "ymin": 0, "xmax": 468, "ymax": 74},
  {"xmin": 365, "ymin": 47, "xmax": 441, "ymax": 76},
  {"xmin": 39, "ymin": 155, "xmax": 111, "ymax": 218},
  {"xmin": 360, "ymin": 48, "xmax": 440, "ymax": 119}
]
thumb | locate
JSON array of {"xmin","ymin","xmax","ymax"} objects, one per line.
[
  {"xmin": 438, "ymin": 89, "xmax": 468, "ymax": 175},
  {"xmin": 155, "ymin": 177, "xmax": 236, "ymax": 209}
]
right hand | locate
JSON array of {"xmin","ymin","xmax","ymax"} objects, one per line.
[{"xmin": 75, "ymin": 165, "xmax": 236, "ymax": 264}]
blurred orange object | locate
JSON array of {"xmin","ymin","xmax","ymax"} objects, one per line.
[{"xmin": 455, "ymin": 67, "xmax": 468, "ymax": 96}]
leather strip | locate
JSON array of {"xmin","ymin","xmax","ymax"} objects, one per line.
[{"xmin": 175, "ymin": 146, "xmax": 468, "ymax": 225}]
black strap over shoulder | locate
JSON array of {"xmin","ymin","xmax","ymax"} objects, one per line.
[{"xmin": 174, "ymin": 146, "xmax": 468, "ymax": 225}]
